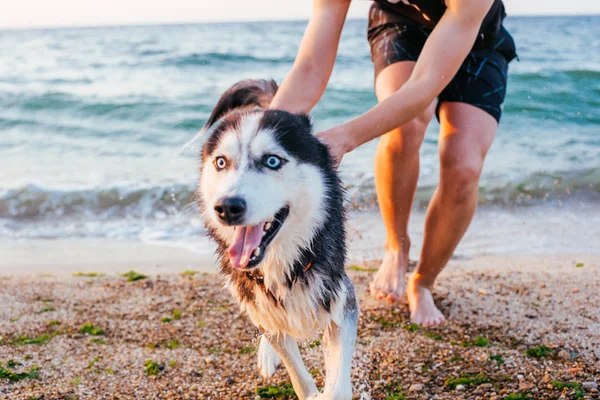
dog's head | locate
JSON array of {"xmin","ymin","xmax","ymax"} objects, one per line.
[{"xmin": 199, "ymin": 108, "xmax": 334, "ymax": 271}]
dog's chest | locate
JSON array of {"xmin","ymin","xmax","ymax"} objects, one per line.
[{"xmin": 230, "ymin": 277, "xmax": 329, "ymax": 340}]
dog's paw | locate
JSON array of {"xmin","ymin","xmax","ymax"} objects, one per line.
[{"xmin": 257, "ymin": 335, "xmax": 281, "ymax": 379}]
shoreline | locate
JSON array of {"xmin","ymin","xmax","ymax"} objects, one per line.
[
  {"xmin": 2, "ymin": 201, "xmax": 599, "ymax": 277},
  {"xmin": 0, "ymin": 239, "xmax": 217, "ymax": 277}
]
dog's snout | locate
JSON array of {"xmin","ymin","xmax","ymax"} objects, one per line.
[{"xmin": 214, "ymin": 197, "xmax": 247, "ymax": 224}]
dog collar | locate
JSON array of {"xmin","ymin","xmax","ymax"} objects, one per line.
[{"xmin": 304, "ymin": 261, "xmax": 312, "ymax": 272}]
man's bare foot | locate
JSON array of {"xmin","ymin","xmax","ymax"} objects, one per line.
[
  {"xmin": 369, "ymin": 249, "xmax": 408, "ymax": 303},
  {"xmin": 407, "ymin": 273, "xmax": 446, "ymax": 327}
]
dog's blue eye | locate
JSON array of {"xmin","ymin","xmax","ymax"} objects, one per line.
[
  {"xmin": 214, "ymin": 156, "xmax": 227, "ymax": 170},
  {"xmin": 264, "ymin": 155, "xmax": 282, "ymax": 170}
]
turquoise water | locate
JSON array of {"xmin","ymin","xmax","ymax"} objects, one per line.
[{"xmin": 0, "ymin": 16, "xmax": 599, "ymax": 243}]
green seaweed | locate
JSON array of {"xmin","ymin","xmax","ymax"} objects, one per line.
[
  {"xmin": 165, "ymin": 339, "xmax": 180, "ymax": 349},
  {"xmin": 256, "ymin": 382, "xmax": 295, "ymax": 398},
  {"xmin": 445, "ymin": 374, "xmax": 490, "ymax": 389},
  {"xmin": 372, "ymin": 316, "xmax": 400, "ymax": 328},
  {"xmin": 424, "ymin": 331, "xmax": 444, "ymax": 340},
  {"xmin": 87, "ymin": 356, "xmax": 101, "ymax": 369},
  {"xmin": 0, "ymin": 364, "xmax": 40, "ymax": 381},
  {"xmin": 172, "ymin": 310, "xmax": 182, "ymax": 320},
  {"xmin": 506, "ymin": 394, "xmax": 531, "ymax": 400},
  {"xmin": 121, "ymin": 270, "xmax": 147, "ymax": 282},
  {"xmin": 73, "ymin": 272, "xmax": 105, "ymax": 277},
  {"xmin": 551, "ymin": 381, "xmax": 585, "ymax": 399},
  {"xmin": 79, "ymin": 322, "xmax": 104, "ymax": 336},
  {"xmin": 144, "ymin": 360, "xmax": 160, "ymax": 376},
  {"xmin": 490, "ymin": 354, "xmax": 505, "ymax": 366},
  {"xmin": 384, "ymin": 380, "xmax": 406, "ymax": 400},
  {"xmin": 347, "ymin": 265, "xmax": 378, "ymax": 273},
  {"xmin": 13, "ymin": 333, "xmax": 54, "ymax": 346},
  {"xmin": 452, "ymin": 336, "xmax": 490, "ymax": 347},
  {"xmin": 240, "ymin": 346, "xmax": 256, "ymax": 354},
  {"xmin": 525, "ymin": 345, "xmax": 556, "ymax": 359},
  {"xmin": 180, "ymin": 270, "xmax": 199, "ymax": 276}
]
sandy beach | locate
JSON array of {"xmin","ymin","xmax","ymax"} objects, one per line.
[{"xmin": 1, "ymin": 250, "xmax": 598, "ymax": 399}]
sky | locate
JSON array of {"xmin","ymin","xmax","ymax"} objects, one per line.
[{"xmin": 2, "ymin": 0, "xmax": 600, "ymax": 29}]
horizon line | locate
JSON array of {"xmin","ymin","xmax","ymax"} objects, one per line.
[{"xmin": 1, "ymin": 13, "xmax": 599, "ymax": 32}]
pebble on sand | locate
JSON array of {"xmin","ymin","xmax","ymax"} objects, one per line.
[{"xmin": 408, "ymin": 383, "xmax": 424, "ymax": 392}]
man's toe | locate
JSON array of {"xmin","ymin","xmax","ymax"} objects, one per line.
[
  {"xmin": 368, "ymin": 282, "xmax": 379, "ymax": 297},
  {"xmin": 370, "ymin": 286, "xmax": 384, "ymax": 300},
  {"xmin": 430, "ymin": 315, "xmax": 445, "ymax": 327}
]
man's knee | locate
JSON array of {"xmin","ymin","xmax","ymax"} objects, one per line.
[
  {"xmin": 379, "ymin": 117, "xmax": 428, "ymax": 157},
  {"xmin": 440, "ymin": 159, "xmax": 482, "ymax": 204}
]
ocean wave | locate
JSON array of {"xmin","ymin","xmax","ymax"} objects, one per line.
[
  {"xmin": 0, "ymin": 184, "xmax": 198, "ymax": 220},
  {"xmin": 161, "ymin": 52, "xmax": 295, "ymax": 67},
  {"xmin": 2, "ymin": 168, "xmax": 599, "ymax": 221},
  {"xmin": 512, "ymin": 68, "xmax": 600, "ymax": 81},
  {"xmin": 348, "ymin": 168, "xmax": 600, "ymax": 210},
  {"xmin": 2, "ymin": 65, "xmax": 598, "ymax": 128},
  {"xmin": 0, "ymin": 91, "xmax": 186, "ymax": 123},
  {"xmin": 159, "ymin": 52, "xmax": 366, "ymax": 68}
]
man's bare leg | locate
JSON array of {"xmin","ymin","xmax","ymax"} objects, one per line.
[
  {"xmin": 407, "ymin": 102, "xmax": 497, "ymax": 327},
  {"xmin": 369, "ymin": 61, "xmax": 434, "ymax": 302}
]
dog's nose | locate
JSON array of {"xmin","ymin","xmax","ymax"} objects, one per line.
[{"xmin": 214, "ymin": 197, "xmax": 246, "ymax": 224}]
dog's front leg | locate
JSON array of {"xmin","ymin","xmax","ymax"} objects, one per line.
[
  {"xmin": 318, "ymin": 310, "xmax": 358, "ymax": 400},
  {"xmin": 264, "ymin": 332, "xmax": 318, "ymax": 400},
  {"xmin": 257, "ymin": 334, "xmax": 281, "ymax": 378}
]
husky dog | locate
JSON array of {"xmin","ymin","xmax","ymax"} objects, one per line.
[{"xmin": 196, "ymin": 79, "xmax": 358, "ymax": 399}]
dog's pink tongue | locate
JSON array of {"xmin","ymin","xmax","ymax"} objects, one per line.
[{"xmin": 228, "ymin": 225, "xmax": 263, "ymax": 269}]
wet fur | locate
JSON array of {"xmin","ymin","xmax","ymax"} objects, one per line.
[{"xmin": 197, "ymin": 79, "xmax": 358, "ymax": 399}]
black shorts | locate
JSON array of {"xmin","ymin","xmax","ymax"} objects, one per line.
[{"xmin": 367, "ymin": 4, "xmax": 517, "ymax": 122}]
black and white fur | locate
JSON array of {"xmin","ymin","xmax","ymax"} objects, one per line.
[{"xmin": 196, "ymin": 79, "xmax": 358, "ymax": 399}]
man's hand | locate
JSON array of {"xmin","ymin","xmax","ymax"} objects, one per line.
[{"xmin": 316, "ymin": 125, "xmax": 356, "ymax": 169}]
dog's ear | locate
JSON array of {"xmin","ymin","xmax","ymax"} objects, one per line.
[
  {"xmin": 297, "ymin": 114, "xmax": 313, "ymax": 134},
  {"xmin": 202, "ymin": 79, "xmax": 278, "ymax": 131},
  {"xmin": 182, "ymin": 79, "xmax": 278, "ymax": 153}
]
